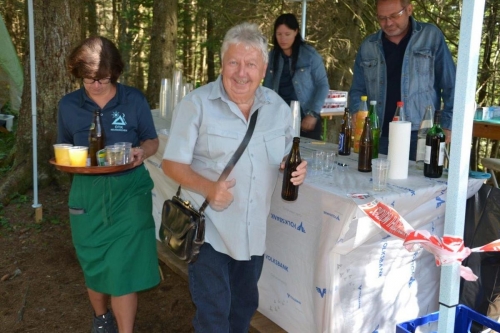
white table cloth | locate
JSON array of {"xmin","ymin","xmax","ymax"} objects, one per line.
[{"xmin": 146, "ymin": 118, "xmax": 484, "ymax": 332}]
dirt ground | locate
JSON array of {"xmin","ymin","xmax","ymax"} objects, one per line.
[{"xmin": 0, "ymin": 183, "xmax": 195, "ymax": 333}]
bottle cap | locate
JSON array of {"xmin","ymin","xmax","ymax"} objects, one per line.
[
  {"xmin": 361, "ymin": 96, "xmax": 368, "ymax": 101},
  {"xmin": 370, "ymin": 101, "xmax": 377, "ymax": 105},
  {"xmin": 397, "ymin": 101, "xmax": 404, "ymax": 107}
]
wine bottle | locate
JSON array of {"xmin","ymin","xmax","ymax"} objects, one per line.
[
  {"xmin": 416, "ymin": 106, "xmax": 434, "ymax": 169},
  {"xmin": 393, "ymin": 101, "xmax": 405, "ymax": 121},
  {"xmin": 88, "ymin": 109, "xmax": 105, "ymax": 166},
  {"xmin": 354, "ymin": 96, "xmax": 368, "ymax": 153},
  {"xmin": 338, "ymin": 108, "xmax": 352, "ymax": 156},
  {"xmin": 282, "ymin": 137, "xmax": 302, "ymax": 201},
  {"xmin": 358, "ymin": 116, "xmax": 373, "ymax": 172},
  {"xmin": 368, "ymin": 100, "xmax": 380, "ymax": 158},
  {"xmin": 424, "ymin": 110, "xmax": 446, "ymax": 178}
]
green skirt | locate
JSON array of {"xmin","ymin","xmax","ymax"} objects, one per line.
[{"xmin": 68, "ymin": 165, "xmax": 160, "ymax": 296}]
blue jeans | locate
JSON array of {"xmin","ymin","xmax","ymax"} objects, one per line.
[{"xmin": 188, "ymin": 243, "xmax": 264, "ymax": 333}]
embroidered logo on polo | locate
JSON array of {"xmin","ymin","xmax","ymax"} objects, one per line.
[{"xmin": 111, "ymin": 111, "xmax": 127, "ymax": 132}]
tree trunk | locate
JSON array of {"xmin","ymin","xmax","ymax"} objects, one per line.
[
  {"xmin": 86, "ymin": 0, "xmax": 98, "ymax": 38},
  {"xmin": 0, "ymin": 0, "xmax": 83, "ymax": 205},
  {"xmin": 2, "ymin": 0, "xmax": 26, "ymax": 61},
  {"xmin": 206, "ymin": 11, "xmax": 215, "ymax": 83},
  {"xmin": 145, "ymin": 0, "xmax": 177, "ymax": 108},
  {"xmin": 477, "ymin": 1, "xmax": 498, "ymax": 106}
]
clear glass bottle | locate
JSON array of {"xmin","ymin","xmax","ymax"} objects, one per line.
[
  {"xmin": 282, "ymin": 137, "xmax": 302, "ymax": 201},
  {"xmin": 368, "ymin": 100, "xmax": 380, "ymax": 159},
  {"xmin": 416, "ymin": 106, "xmax": 434, "ymax": 169},
  {"xmin": 393, "ymin": 101, "xmax": 405, "ymax": 121},
  {"xmin": 424, "ymin": 110, "xmax": 446, "ymax": 178}
]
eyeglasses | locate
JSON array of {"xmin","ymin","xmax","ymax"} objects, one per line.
[
  {"xmin": 83, "ymin": 77, "xmax": 111, "ymax": 84},
  {"xmin": 377, "ymin": 6, "xmax": 407, "ymax": 22}
]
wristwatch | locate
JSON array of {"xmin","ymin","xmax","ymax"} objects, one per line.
[{"xmin": 304, "ymin": 110, "xmax": 321, "ymax": 120}]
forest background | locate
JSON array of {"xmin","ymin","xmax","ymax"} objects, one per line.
[{"xmin": 0, "ymin": 0, "xmax": 499, "ymax": 202}]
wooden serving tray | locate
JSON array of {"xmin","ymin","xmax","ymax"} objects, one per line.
[{"xmin": 49, "ymin": 158, "xmax": 135, "ymax": 174}]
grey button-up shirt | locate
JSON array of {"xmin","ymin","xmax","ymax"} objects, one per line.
[{"xmin": 163, "ymin": 76, "xmax": 293, "ymax": 260}]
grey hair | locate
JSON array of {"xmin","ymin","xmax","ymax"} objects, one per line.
[{"xmin": 221, "ymin": 22, "xmax": 268, "ymax": 65}]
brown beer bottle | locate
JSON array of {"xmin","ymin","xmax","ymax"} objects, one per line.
[
  {"xmin": 338, "ymin": 108, "xmax": 352, "ymax": 156},
  {"xmin": 88, "ymin": 109, "xmax": 105, "ymax": 166},
  {"xmin": 282, "ymin": 137, "xmax": 302, "ymax": 201},
  {"xmin": 358, "ymin": 116, "xmax": 372, "ymax": 172}
]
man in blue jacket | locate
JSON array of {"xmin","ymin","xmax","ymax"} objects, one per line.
[{"xmin": 349, "ymin": 0, "xmax": 455, "ymax": 160}]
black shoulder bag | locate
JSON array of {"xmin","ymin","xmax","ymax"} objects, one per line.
[{"xmin": 159, "ymin": 110, "xmax": 259, "ymax": 263}]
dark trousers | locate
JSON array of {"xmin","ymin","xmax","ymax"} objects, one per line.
[{"xmin": 188, "ymin": 243, "xmax": 264, "ymax": 333}]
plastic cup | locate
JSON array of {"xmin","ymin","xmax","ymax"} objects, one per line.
[
  {"xmin": 106, "ymin": 145, "xmax": 125, "ymax": 166},
  {"xmin": 68, "ymin": 146, "xmax": 88, "ymax": 167},
  {"xmin": 372, "ymin": 158, "xmax": 390, "ymax": 191},
  {"xmin": 115, "ymin": 142, "xmax": 132, "ymax": 164},
  {"xmin": 53, "ymin": 144, "xmax": 73, "ymax": 166}
]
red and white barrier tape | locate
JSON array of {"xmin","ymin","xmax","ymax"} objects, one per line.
[{"xmin": 349, "ymin": 194, "xmax": 500, "ymax": 282}]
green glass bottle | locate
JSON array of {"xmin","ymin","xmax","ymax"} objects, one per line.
[
  {"xmin": 368, "ymin": 100, "xmax": 380, "ymax": 159},
  {"xmin": 423, "ymin": 110, "xmax": 446, "ymax": 178}
]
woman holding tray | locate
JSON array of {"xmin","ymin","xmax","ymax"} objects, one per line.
[{"xmin": 56, "ymin": 36, "xmax": 159, "ymax": 333}]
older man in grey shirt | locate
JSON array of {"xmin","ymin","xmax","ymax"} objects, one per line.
[{"xmin": 162, "ymin": 22, "xmax": 307, "ymax": 332}]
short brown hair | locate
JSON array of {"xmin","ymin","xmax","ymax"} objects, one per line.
[
  {"xmin": 67, "ymin": 36, "xmax": 124, "ymax": 83},
  {"xmin": 377, "ymin": 0, "xmax": 410, "ymax": 7}
]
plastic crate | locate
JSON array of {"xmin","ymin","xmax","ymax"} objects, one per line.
[{"xmin": 396, "ymin": 305, "xmax": 500, "ymax": 333}]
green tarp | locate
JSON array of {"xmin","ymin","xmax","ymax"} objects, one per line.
[{"xmin": 0, "ymin": 14, "xmax": 23, "ymax": 112}]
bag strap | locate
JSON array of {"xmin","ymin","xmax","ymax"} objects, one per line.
[{"xmin": 177, "ymin": 109, "xmax": 260, "ymax": 213}]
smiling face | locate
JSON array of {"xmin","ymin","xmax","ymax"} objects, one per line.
[
  {"xmin": 221, "ymin": 43, "xmax": 267, "ymax": 105},
  {"xmin": 275, "ymin": 24, "xmax": 298, "ymax": 56},
  {"xmin": 377, "ymin": 0, "xmax": 413, "ymax": 44}
]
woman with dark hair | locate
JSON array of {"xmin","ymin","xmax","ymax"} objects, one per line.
[
  {"xmin": 57, "ymin": 36, "xmax": 160, "ymax": 333},
  {"xmin": 263, "ymin": 13, "xmax": 329, "ymax": 140}
]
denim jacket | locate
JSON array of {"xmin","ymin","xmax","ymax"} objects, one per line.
[
  {"xmin": 263, "ymin": 43, "xmax": 329, "ymax": 116},
  {"xmin": 349, "ymin": 17, "xmax": 456, "ymax": 131}
]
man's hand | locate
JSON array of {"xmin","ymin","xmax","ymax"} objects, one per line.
[
  {"xmin": 280, "ymin": 160, "xmax": 308, "ymax": 185},
  {"xmin": 207, "ymin": 179, "xmax": 236, "ymax": 211},
  {"xmin": 301, "ymin": 115, "xmax": 318, "ymax": 132}
]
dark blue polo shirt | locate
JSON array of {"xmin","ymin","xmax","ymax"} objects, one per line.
[
  {"xmin": 381, "ymin": 20, "xmax": 412, "ymax": 137},
  {"xmin": 57, "ymin": 83, "xmax": 157, "ymax": 148}
]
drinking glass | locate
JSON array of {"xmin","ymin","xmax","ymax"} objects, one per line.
[
  {"xmin": 53, "ymin": 144, "xmax": 73, "ymax": 166},
  {"xmin": 106, "ymin": 145, "xmax": 125, "ymax": 166},
  {"xmin": 323, "ymin": 152, "xmax": 337, "ymax": 173},
  {"xmin": 312, "ymin": 151, "xmax": 325, "ymax": 172},
  {"xmin": 68, "ymin": 146, "xmax": 88, "ymax": 167},
  {"xmin": 115, "ymin": 142, "xmax": 132, "ymax": 164}
]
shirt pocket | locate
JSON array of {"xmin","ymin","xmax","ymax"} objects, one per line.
[
  {"xmin": 264, "ymin": 130, "xmax": 286, "ymax": 166},
  {"xmin": 206, "ymin": 126, "xmax": 240, "ymax": 161},
  {"xmin": 360, "ymin": 59, "xmax": 379, "ymax": 84},
  {"xmin": 413, "ymin": 49, "xmax": 433, "ymax": 76}
]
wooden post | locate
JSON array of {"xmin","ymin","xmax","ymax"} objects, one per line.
[{"xmin": 34, "ymin": 205, "xmax": 43, "ymax": 223}]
